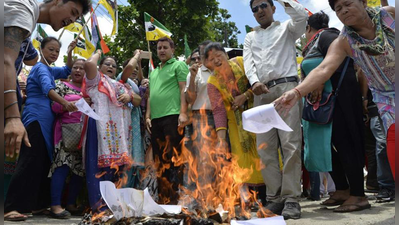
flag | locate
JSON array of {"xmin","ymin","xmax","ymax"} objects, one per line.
[
  {"xmin": 73, "ymin": 34, "xmax": 96, "ymax": 59},
  {"xmin": 144, "ymin": 12, "xmax": 172, "ymax": 41},
  {"xmin": 64, "ymin": 21, "xmax": 83, "ymax": 33},
  {"xmin": 32, "ymin": 25, "xmax": 48, "ymax": 49},
  {"xmin": 91, "ymin": 8, "xmax": 110, "ymax": 54},
  {"xmin": 245, "ymin": 25, "xmax": 253, "ymax": 33},
  {"xmin": 184, "ymin": 34, "xmax": 191, "ymax": 58},
  {"xmin": 148, "ymin": 58, "xmax": 155, "ymax": 74},
  {"xmin": 367, "ymin": 0, "xmax": 381, "ymax": 7},
  {"xmin": 99, "ymin": 0, "xmax": 117, "ymax": 36}
]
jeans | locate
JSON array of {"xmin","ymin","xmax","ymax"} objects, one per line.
[{"xmin": 370, "ymin": 116, "xmax": 394, "ymax": 190}]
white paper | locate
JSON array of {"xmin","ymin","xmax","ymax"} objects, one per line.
[
  {"xmin": 231, "ymin": 216, "xmax": 286, "ymax": 225},
  {"xmin": 242, "ymin": 104, "xmax": 293, "ymax": 134},
  {"xmin": 75, "ymin": 98, "xmax": 101, "ymax": 120},
  {"xmin": 100, "ymin": 181, "xmax": 182, "ymax": 220}
]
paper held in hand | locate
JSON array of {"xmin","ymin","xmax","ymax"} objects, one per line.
[
  {"xmin": 74, "ymin": 98, "xmax": 101, "ymax": 120},
  {"xmin": 242, "ymin": 103, "xmax": 293, "ymax": 134}
]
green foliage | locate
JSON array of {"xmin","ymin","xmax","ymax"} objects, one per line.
[
  {"xmin": 209, "ymin": 8, "xmax": 241, "ymax": 48},
  {"xmin": 63, "ymin": 55, "xmax": 78, "ymax": 64}
]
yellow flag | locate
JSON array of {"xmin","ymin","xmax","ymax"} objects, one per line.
[
  {"xmin": 367, "ymin": 0, "xmax": 381, "ymax": 7},
  {"xmin": 64, "ymin": 22, "xmax": 83, "ymax": 33}
]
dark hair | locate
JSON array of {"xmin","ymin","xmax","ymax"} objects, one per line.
[
  {"xmin": 250, "ymin": 0, "xmax": 274, "ymax": 9},
  {"xmin": 73, "ymin": 58, "xmax": 85, "ymax": 65},
  {"xmin": 198, "ymin": 40, "xmax": 212, "ymax": 56},
  {"xmin": 190, "ymin": 48, "xmax": 199, "ymax": 58},
  {"xmin": 308, "ymin": 11, "xmax": 329, "ymax": 30},
  {"xmin": 204, "ymin": 42, "xmax": 226, "ymax": 60},
  {"xmin": 157, "ymin": 37, "xmax": 175, "ymax": 49},
  {"xmin": 328, "ymin": 0, "xmax": 362, "ymax": 11},
  {"xmin": 41, "ymin": 36, "xmax": 61, "ymax": 48},
  {"xmin": 99, "ymin": 56, "xmax": 118, "ymax": 67},
  {"xmin": 44, "ymin": 0, "xmax": 91, "ymax": 15}
]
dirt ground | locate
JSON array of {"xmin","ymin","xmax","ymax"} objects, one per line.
[{"xmin": 4, "ymin": 193, "xmax": 395, "ymax": 225}]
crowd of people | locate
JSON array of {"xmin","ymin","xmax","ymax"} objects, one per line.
[{"xmin": 4, "ymin": 0, "xmax": 395, "ymax": 222}]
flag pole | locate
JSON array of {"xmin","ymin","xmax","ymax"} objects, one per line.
[
  {"xmin": 58, "ymin": 28, "xmax": 66, "ymax": 41},
  {"xmin": 68, "ymin": 1, "xmax": 101, "ymax": 53}
]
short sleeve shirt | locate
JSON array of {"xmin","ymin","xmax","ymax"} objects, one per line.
[
  {"xmin": 149, "ymin": 58, "xmax": 188, "ymax": 119},
  {"xmin": 5, "ymin": 0, "xmax": 40, "ymax": 36}
]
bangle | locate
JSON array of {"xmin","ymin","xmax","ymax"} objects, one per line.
[
  {"xmin": 243, "ymin": 92, "xmax": 249, "ymax": 100},
  {"xmin": 146, "ymin": 117, "xmax": 150, "ymax": 120},
  {"xmin": 4, "ymin": 90, "xmax": 17, "ymax": 94},
  {"xmin": 5, "ymin": 116, "xmax": 21, "ymax": 120},
  {"xmin": 293, "ymin": 88, "xmax": 302, "ymax": 98},
  {"xmin": 5, "ymin": 101, "xmax": 18, "ymax": 111},
  {"xmin": 362, "ymin": 96, "xmax": 367, "ymax": 101},
  {"xmin": 119, "ymin": 80, "xmax": 125, "ymax": 84}
]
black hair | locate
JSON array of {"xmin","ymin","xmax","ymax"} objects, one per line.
[
  {"xmin": 44, "ymin": 0, "xmax": 91, "ymax": 15},
  {"xmin": 204, "ymin": 42, "xmax": 226, "ymax": 60},
  {"xmin": 157, "ymin": 37, "xmax": 175, "ymax": 49},
  {"xmin": 328, "ymin": 0, "xmax": 363, "ymax": 11},
  {"xmin": 73, "ymin": 58, "xmax": 86, "ymax": 65},
  {"xmin": 41, "ymin": 36, "xmax": 61, "ymax": 49},
  {"xmin": 250, "ymin": 0, "xmax": 274, "ymax": 9},
  {"xmin": 198, "ymin": 40, "xmax": 212, "ymax": 56},
  {"xmin": 308, "ymin": 11, "xmax": 329, "ymax": 30},
  {"xmin": 190, "ymin": 48, "xmax": 200, "ymax": 58},
  {"xmin": 99, "ymin": 56, "xmax": 118, "ymax": 67}
]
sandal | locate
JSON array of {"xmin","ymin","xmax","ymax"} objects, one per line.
[
  {"xmin": 32, "ymin": 208, "xmax": 51, "ymax": 216},
  {"xmin": 333, "ymin": 203, "xmax": 371, "ymax": 213},
  {"xmin": 320, "ymin": 198, "xmax": 346, "ymax": 206},
  {"xmin": 49, "ymin": 210, "xmax": 71, "ymax": 219},
  {"xmin": 4, "ymin": 211, "xmax": 28, "ymax": 221}
]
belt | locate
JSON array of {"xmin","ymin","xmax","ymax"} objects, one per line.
[
  {"xmin": 192, "ymin": 109, "xmax": 213, "ymax": 115},
  {"xmin": 265, "ymin": 76, "xmax": 298, "ymax": 89}
]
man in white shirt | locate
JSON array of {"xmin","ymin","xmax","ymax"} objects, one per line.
[{"xmin": 243, "ymin": 0, "xmax": 307, "ymax": 219}]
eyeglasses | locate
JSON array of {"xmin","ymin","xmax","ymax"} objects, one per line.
[
  {"xmin": 252, "ymin": 2, "xmax": 268, "ymax": 13},
  {"xmin": 103, "ymin": 63, "xmax": 117, "ymax": 68},
  {"xmin": 190, "ymin": 56, "xmax": 201, "ymax": 61}
]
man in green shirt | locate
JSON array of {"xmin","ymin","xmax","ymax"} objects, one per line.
[{"xmin": 145, "ymin": 37, "xmax": 189, "ymax": 204}]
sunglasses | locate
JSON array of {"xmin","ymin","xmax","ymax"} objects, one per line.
[
  {"xmin": 103, "ymin": 62, "xmax": 117, "ymax": 68},
  {"xmin": 252, "ymin": 2, "xmax": 268, "ymax": 13},
  {"xmin": 190, "ymin": 56, "xmax": 201, "ymax": 61}
]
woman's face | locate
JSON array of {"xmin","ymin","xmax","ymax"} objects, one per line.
[
  {"xmin": 41, "ymin": 40, "xmax": 61, "ymax": 64},
  {"xmin": 129, "ymin": 65, "xmax": 139, "ymax": 80},
  {"xmin": 206, "ymin": 49, "xmax": 228, "ymax": 71},
  {"xmin": 100, "ymin": 58, "xmax": 117, "ymax": 78},
  {"xmin": 70, "ymin": 60, "xmax": 85, "ymax": 83},
  {"xmin": 334, "ymin": 0, "xmax": 367, "ymax": 27},
  {"xmin": 141, "ymin": 78, "xmax": 149, "ymax": 88}
]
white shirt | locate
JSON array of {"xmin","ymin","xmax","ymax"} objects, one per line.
[
  {"xmin": 5, "ymin": 0, "xmax": 40, "ymax": 36},
  {"xmin": 244, "ymin": 0, "xmax": 308, "ymax": 85},
  {"xmin": 185, "ymin": 65, "xmax": 212, "ymax": 110}
]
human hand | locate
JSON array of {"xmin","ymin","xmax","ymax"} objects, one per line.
[
  {"xmin": 63, "ymin": 101, "xmax": 78, "ymax": 112},
  {"xmin": 67, "ymin": 40, "xmax": 77, "ymax": 53},
  {"xmin": 362, "ymin": 99, "xmax": 369, "ymax": 114},
  {"xmin": 231, "ymin": 94, "xmax": 247, "ymax": 111},
  {"xmin": 189, "ymin": 63, "xmax": 200, "ymax": 78},
  {"xmin": 178, "ymin": 113, "xmax": 189, "ymax": 127},
  {"xmin": 4, "ymin": 118, "xmax": 31, "ymax": 158},
  {"xmin": 309, "ymin": 84, "xmax": 324, "ymax": 103},
  {"xmin": 117, "ymin": 93, "xmax": 131, "ymax": 104},
  {"xmin": 273, "ymin": 89, "xmax": 300, "ymax": 116},
  {"xmin": 134, "ymin": 49, "xmax": 142, "ymax": 60},
  {"xmin": 145, "ymin": 118, "xmax": 152, "ymax": 134},
  {"xmin": 251, "ymin": 82, "xmax": 269, "ymax": 95},
  {"xmin": 84, "ymin": 97, "xmax": 92, "ymax": 105}
]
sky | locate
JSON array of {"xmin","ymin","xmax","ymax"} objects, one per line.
[{"xmin": 34, "ymin": 0, "xmax": 395, "ymax": 66}]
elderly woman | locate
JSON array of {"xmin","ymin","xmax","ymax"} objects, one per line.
[
  {"xmin": 83, "ymin": 50, "xmax": 141, "ymax": 216},
  {"xmin": 275, "ymin": 0, "xmax": 395, "ymax": 212},
  {"xmin": 205, "ymin": 42, "xmax": 265, "ymax": 206},
  {"xmin": 49, "ymin": 59, "xmax": 86, "ymax": 218}
]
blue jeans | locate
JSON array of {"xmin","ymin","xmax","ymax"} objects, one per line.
[{"xmin": 370, "ymin": 116, "xmax": 394, "ymax": 190}]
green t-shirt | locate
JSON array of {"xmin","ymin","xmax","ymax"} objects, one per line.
[{"xmin": 149, "ymin": 58, "xmax": 188, "ymax": 119}]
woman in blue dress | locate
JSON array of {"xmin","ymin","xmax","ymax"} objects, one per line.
[{"xmin": 5, "ymin": 37, "xmax": 78, "ymax": 220}]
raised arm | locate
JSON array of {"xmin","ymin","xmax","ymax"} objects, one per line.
[
  {"xmin": 66, "ymin": 40, "xmax": 77, "ymax": 69},
  {"xmin": 121, "ymin": 50, "xmax": 141, "ymax": 82},
  {"xmin": 85, "ymin": 50, "xmax": 102, "ymax": 80},
  {"xmin": 4, "ymin": 27, "xmax": 30, "ymax": 157},
  {"xmin": 277, "ymin": 0, "xmax": 308, "ymax": 39}
]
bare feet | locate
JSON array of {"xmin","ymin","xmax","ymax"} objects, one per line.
[
  {"xmin": 333, "ymin": 196, "xmax": 371, "ymax": 212},
  {"xmin": 4, "ymin": 211, "xmax": 28, "ymax": 221}
]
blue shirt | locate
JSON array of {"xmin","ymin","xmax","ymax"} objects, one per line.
[{"xmin": 22, "ymin": 62, "xmax": 71, "ymax": 159}]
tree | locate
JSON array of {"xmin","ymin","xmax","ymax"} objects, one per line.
[{"xmin": 209, "ymin": 8, "xmax": 241, "ymax": 48}]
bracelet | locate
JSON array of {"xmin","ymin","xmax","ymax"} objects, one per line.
[
  {"xmin": 4, "ymin": 90, "xmax": 17, "ymax": 94},
  {"xmin": 4, "ymin": 101, "xmax": 18, "ymax": 111},
  {"xmin": 119, "ymin": 80, "xmax": 125, "ymax": 84},
  {"xmin": 293, "ymin": 88, "xmax": 302, "ymax": 98},
  {"xmin": 243, "ymin": 92, "xmax": 249, "ymax": 100},
  {"xmin": 146, "ymin": 117, "xmax": 151, "ymax": 120},
  {"xmin": 5, "ymin": 116, "xmax": 21, "ymax": 120}
]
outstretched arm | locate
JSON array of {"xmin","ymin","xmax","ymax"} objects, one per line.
[{"xmin": 85, "ymin": 50, "xmax": 102, "ymax": 80}]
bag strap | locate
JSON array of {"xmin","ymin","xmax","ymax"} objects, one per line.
[{"xmin": 334, "ymin": 57, "xmax": 350, "ymax": 96}]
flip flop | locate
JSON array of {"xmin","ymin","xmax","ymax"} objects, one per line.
[
  {"xmin": 4, "ymin": 211, "xmax": 28, "ymax": 221},
  {"xmin": 333, "ymin": 203, "xmax": 371, "ymax": 213},
  {"xmin": 32, "ymin": 209, "xmax": 51, "ymax": 216},
  {"xmin": 320, "ymin": 198, "xmax": 346, "ymax": 206}
]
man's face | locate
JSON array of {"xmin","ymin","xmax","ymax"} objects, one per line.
[
  {"xmin": 157, "ymin": 41, "xmax": 174, "ymax": 63},
  {"xmin": 49, "ymin": 0, "xmax": 83, "ymax": 31},
  {"xmin": 334, "ymin": 0, "xmax": 367, "ymax": 27},
  {"xmin": 190, "ymin": 52, "xmax": 201, "ymax": 66},
  {"xmin": 252, "ymin": 0, "xmax": 275, "ymax": 29}
]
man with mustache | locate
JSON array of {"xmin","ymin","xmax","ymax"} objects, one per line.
[{"xmin": 243, "ymin": 0, "xmax": 308, "ymax": 220}]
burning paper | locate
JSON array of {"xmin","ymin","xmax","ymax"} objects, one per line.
[
  {"xmin": 75, "ymin": 98, "xmax": 101, "ymax": 120},
  {"xmin": 100, "ymin": 181, "xmax": 182, "ymax": 220},
  {"xmin": 231, "ymin": 216, "xmax": 286, "ymax": 225},
  {"xmin": 242, "ymin": 103, "xmax": 292, "ymax": 134}
]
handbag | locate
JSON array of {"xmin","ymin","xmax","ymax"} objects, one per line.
[
  {"xmin": 61, "ymin": 118, "xmax": 82, "ymax": 152},
  {"xmin": 302, "ymin": 58, "xmax": 350, "ymax": 124}
]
